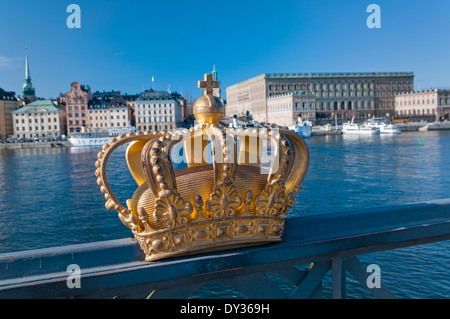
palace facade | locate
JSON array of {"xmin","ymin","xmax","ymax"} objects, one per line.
[
  {"xmin": 267, "ymin": 91, "xmax": 316, "ymax": 127},
  {"xmin": 395, "ymin": 89, "xmax": 450, "ymax": 121},
  {"xmin": 226, "ymin": 72, "xmax": 414, "ymax": 123}
]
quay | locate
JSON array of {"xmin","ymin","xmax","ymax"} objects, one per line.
[
  {"xmin": 0, "ymin": 141, "xmax": 72, "ymax": 150},
  {"xmin": 0, "ymin": 198, "xmax": 449, "ymax": 299},
  {"xmin": 311, "ymin": 121, "xmax": 450, "ymax": 136}
]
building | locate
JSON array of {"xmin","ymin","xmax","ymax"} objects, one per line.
[
  {"xmin": 88, "ymin": 91, "xmax": 133, "ymax": 132},
  {"xmin": 22, "ymin": 49, "xmax": 37, "ymax": 104},
  {"xmin": 267, "ymin": 91, "xmax": 316, "ymax": 127},
  {"xmin": 123, "ymin": 93, "xmax": 140, "ymax": 127},
  {"xmin": 12, "ymin": 100, "xmax": 64, "ymax": 139},
  {"xmin": 226, "ymin": 72, "xmax": 414, "ymax": 123},
  {"xmin": 65, "ymin": 82, "xmax": 92, "ymax": 135},
  {"xmin": 88, "ymin": 96, "xmax": 109, "ymax": 132},
  {"xmin": 395, "ymin": 89, "xmax": 450, "ymax": 121},
  {"xmin": 134, "ymin": 90, "xmax": 184, "ymax": 132},
  {"xmin": 0, "ymin": 89, "xmax": 20, "ymax": 141}
]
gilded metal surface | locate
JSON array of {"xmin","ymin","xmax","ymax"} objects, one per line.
[
  {"xmin": 193, "ymin": 74, "xmax": 224, "ymax": 124},
  {"xmin": 96, "ymin": 73, "xmax": 310, "ymax": 262}
]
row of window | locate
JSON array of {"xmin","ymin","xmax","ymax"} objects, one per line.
[
  {"xmin": 268, "ymin": 82, "xmax": 412, "ymax": 92},
  {"xmin": 68, "ymin": 106, "xmax": 86, "ymax": 111},
  {"xmin": 90, "ymin": 122, "xmax": 127, "ymax": 128},
  {"xmin": 68, "ymin": 113, "xmax": 85, "ymax": 118},
  {"xmin": 67, "ymin": 99, "xmax": 86, "ymax": 104},
  {"xmin": 137, "ymin": 124, "xmax": 174, "ymax": 131},
  {"xmin": 17, "ymin": 125, "xmax": 59, "ymax": 131},
  {"xmin": 397, "ymin": 109, "xmax": 436, "ymax": 116},
  {"xmin": 16, "ymin": 118, "xmax": 58, "ymax": 124},
  {"xmin": 269, "ymin": 90, "xmax": 406, "ymax": 98},
  {"xmin": 397, "ymin": 99, "xmax": 436, "ymax": 106},
  {"xmin": 136, "ymin": 103, "xmax": 175, "ymax": 109},
  {"xmin": 68, "ymin": 120, "xmax": 86, "ymax": 126},
  {"xmin": 137, "ymin": 117, "xmax": 174, "ymax": 123},
  {"xmin": 89, "ymin": 115, "xmax": 127, "ymax": 121},
  {"xmin": 137, "ymin": 109, "xmax": 173, "ymax": 115},
  {"xmin": 16, "ymin": 112, "xmax": 57, "ymax": 116}
]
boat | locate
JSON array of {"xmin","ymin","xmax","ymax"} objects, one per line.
[
  {"xmin": 288, "ymin": 118, "xmax": 312, "ymax": 138},
  {"xmin": 365, "ymin": 117, "xmax": 402, "ymax": 134},
  {"xmin": 69, "ymin": 127, "xmax": 137, "ymax": 147},
  {"xmin": 69, "ymin": 131, "xmax": 111, "ymax": 147},
  {"xmin": 342, "ymin": 117, "xmax": 380, "ymax": 135}
]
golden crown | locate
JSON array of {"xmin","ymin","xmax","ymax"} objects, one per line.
[{"xmin": 95, "ymin": 73, "xmax": 309, "ymax": 261}]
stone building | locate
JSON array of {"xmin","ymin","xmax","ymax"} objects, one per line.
[
  {"xmin": 395, "ymin": 89, "xmax": 450, "ymax": 121},
  {"xmin": 12, "ymin": 100, "xmax": 64, "ymax": 139},
  {"xmin": 226, "ymin": 72, "xmax": 414, "ymax": 124},
  {"xmin": 0, "ymin": 89, "xmax": 20, "ymax": 140},
  {"xmin": 267, "ymin": 91, "xmax": 316, "ymax": 127},
  {"xmin": 88, "ymin": 91, "xmax": 132, "ymax": 133},
  {"xmin": 134, "ymin": 90, "xmax": 184, "ymax": 132},
  {"xmin": 65, "ymin": 82, "xmax": 92, "ymax": 135}
]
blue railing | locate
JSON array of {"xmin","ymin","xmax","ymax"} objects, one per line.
[{"xmin": 0, "ymin": 198, "xmax": 449, "ymax": 299}]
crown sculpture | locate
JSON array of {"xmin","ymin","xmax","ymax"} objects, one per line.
[{"xmin": 95, "ymin": 73, "xmax": 309, "ymax": 261}]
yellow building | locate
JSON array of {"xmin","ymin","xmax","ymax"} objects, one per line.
[{"xmin": 0, "ymin": 89, "xmax": 20, "ymax": 141}]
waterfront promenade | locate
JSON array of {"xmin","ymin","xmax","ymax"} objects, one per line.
[
  {"xmin": 2, "ymin": 121, "xmax": 449, "ymax": 147},
  {"xmin": 0, "ymin": 141, "xmax": 71, "ymax": 150},
  {"xmin": 312, "ymin": 121, "xmax": 450, "ymax": 136}
]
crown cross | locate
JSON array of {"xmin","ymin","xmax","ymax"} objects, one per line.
[{"xmin": 198, "ymin": 74, "xmax": 219, "ymax": 95}]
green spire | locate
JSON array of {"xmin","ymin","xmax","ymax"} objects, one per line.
[{"xmin": 23, "ymin": 46, "xmax": 35, "ymax": 98}]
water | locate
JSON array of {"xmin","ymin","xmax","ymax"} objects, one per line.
[{"xmin": 0, "ymin": 131, "xmax": 449, "ymax": 298}]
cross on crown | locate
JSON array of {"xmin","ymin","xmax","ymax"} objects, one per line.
[{"xmin": 198, "ymin": 74, "xmax": 219, "ymax": 95}]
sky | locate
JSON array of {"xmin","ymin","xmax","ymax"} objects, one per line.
[{"xmin": 0, "ymin": 0, "xmax": 449, "ymax": 100}]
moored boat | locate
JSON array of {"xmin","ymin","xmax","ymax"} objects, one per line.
[
  {"xmin": 288, "ymin": 118, "xmax": 312, "ymax": 138},
  {"xmin": 342, "ymin": 122, "xmax": 380, "ymax": 135},
  {"xmin": 365, "ymin": 117, "xmax": 402, "ymax": 134}
]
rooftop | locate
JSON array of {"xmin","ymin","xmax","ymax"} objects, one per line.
[
  {"xmin": 227, "ymin": 72, "xmax": 415, "ymax": 91},
  {"xmin": 265, "ymin": 72, "xmax": 415, "ymax": 78},
  {"xmin": 12, "ymin": 100, "xmax": 60, "ymax": 113},
  {"xmin": 396, "ymin": 88, "xmax": 450, "ymax": 96},
  {"xmin": 136, "ymin": 90, "xmax": 178, "ymax": 102},
  {"xmin": 0, "ymin": 88, "xmax": 16, "ymax": 101}
]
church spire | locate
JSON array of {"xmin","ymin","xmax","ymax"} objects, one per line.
[
  {"xmin": 23, "ymin": 46, "xmax": 36, "ymax": 98},
  {"xmin": 25, "ymin": 46, "xmax": 31, "ymax": 80}
]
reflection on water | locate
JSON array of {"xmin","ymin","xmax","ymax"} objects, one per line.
[{"xmin": 0, "ymin": 131, "xmax": 449, "ymax": 298}]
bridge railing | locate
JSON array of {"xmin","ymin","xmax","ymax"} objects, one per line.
[{"xmin": 0, "ymin": 198, "xmax": 449, "ymax": 299}]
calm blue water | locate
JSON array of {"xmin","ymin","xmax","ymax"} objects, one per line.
[{"xmin": 0, "ymin": 131, "xmax": 449, "ymax": 298}]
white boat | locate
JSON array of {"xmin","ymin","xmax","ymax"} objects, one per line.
[
  {"xmin": 342, "ymin": 121, "xmax": 380, "ymax": 135},
  {"xmin": 69, "ymin": 131, "xmax": 111, "ymax": 147},
  {"xmin": 365, "ymin": 117, "xmax": 402, "ymax": 134},
  {"xmin": 288, "ymin": 119, "xmax": 312, "ymax": 138},
  {"xmin": 69, "ymin": 127, "xmax": 136, "ymax": 147}
]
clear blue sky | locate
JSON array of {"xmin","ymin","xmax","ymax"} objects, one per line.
[{"xmin": 1, "ymin": 0, "xmax": 449, "ymax": 99}]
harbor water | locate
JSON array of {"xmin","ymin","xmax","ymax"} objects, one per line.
[{"xmin": 0, "ymin": 131, "xmax": 449, "ymax": 298}]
